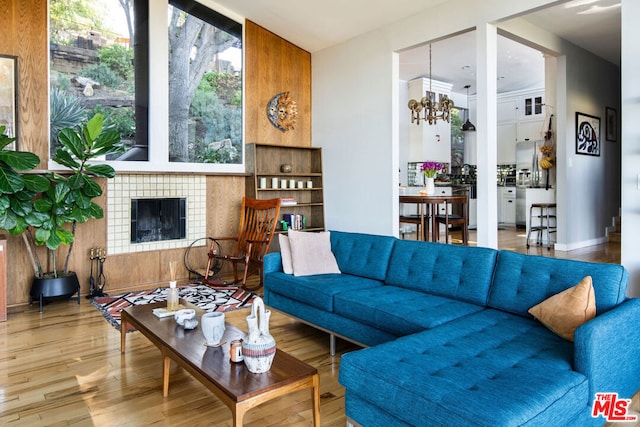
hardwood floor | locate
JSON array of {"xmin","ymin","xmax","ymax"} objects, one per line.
[
  {"xmin": 0, "ymin": 299, "xmax": 357, "ymax": 426},
  {"xmin": 0, "ymin": 229, "xmax": 621, "ymax": 426},
  {"xmin": 405, "ymin": 225, "xmax": 621, "ymax": 264}
]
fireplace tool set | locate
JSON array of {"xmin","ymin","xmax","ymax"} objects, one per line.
[{"xmin": 88, "ymin": 247, "xmax": 107, "ymax": 298}]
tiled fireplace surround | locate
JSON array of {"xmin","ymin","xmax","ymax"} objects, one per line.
[{"xmin": 107, "ymin": 174, "xmax": 206, "ymax": 255}]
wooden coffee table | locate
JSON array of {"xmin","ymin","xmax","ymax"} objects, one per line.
[{"xmin": 120, "ymin": 301, "xmax": 320, "ymax": 426}]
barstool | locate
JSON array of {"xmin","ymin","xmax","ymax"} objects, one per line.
[{"xmin": 526, "ymin": 203, "xmax": 557, "ymax": 250}]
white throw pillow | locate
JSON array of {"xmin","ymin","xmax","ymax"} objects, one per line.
[
  {"xmin": 278, "ymin": 233, "xmax": 294, "ymax": 274},
  {"xmin": 287, "ymin": 230, "xmax": 341, "ymax": 276}
]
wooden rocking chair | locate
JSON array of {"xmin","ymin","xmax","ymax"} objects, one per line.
[{"xmin": 203, "ymin": 197, "xmax": 281, "ymax": 291}]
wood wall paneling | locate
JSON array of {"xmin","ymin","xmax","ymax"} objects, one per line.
[
  {"xmin": 245, "ymin": 21, "xmax": 311, "ymax": 146},
  {"xmin": 1, "ymin": 0, "xmax": 49, "ymax": 165}
]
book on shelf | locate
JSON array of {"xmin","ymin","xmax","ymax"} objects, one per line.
[
  {"xmin": 282, "ymin": 213, "xmax": 306, "ymax": 230},
  {"xmin": 280, "ymin": 197, "xmax": 297, "ymax": 206}
]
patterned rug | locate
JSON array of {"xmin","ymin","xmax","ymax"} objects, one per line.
[{"xmin": 91, "ymin": 284, "xmax": 256, "ymax": 331}]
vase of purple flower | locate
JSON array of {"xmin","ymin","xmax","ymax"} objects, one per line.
[{"xmin": 420, "ymin": 161, "xmax": 443, "ymax": 195}]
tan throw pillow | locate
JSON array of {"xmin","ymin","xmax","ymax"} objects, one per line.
[
  {"xmin": 278, "ymin": 233, "xmax": 294, "ymax": 274},
  {"xmin": 287, "ymin": 230, "xmax": 341, "ymax": 277},
  {"xmin": 528, "ymin": 276, "xmax": 596, "ymax": 342}
]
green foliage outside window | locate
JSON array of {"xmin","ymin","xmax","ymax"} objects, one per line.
[
  {"xmin": 79, "ymin": 63, "xmax": 122, "ymax": 89},
  {"xmin": 98, "ymin": 44, "xmax": 134, "ymax": 82},
  {"xmin": 90, "ymin": 105, "xmax": 135, "ymax": 138},
  {"xmin": 188, "ymin": 70, "xmax": 242, "ymax": 164}
]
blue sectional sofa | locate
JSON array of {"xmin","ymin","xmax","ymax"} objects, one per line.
[{"xmin": 263, "ymin": 230, "xmax": 640, "ymax": 426}]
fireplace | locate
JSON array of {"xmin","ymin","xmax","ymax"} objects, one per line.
[
  {"xmin": 107, "ymin": 174, "xmax": 206, "ymax": 255},
  {"xmin": 130, "ymin": 198, "xmax": 186, "ymax": 243}
]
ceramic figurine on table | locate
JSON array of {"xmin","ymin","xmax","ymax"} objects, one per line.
[
  {"xmin": 242, "ymin": 297, "xmax": 276, "ymax": 373},
  {"xmin": 174, "ymin": 309, "xmax": 196, "ymax": 326}
]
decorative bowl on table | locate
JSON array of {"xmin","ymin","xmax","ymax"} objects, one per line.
[{"xmin": 174, "ymin": 309, "xmax": 196, "ymax": 326}]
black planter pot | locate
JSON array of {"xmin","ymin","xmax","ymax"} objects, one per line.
[{"xmin": 30, "ymin": 272, "xmax": 81, "ymax": 313}]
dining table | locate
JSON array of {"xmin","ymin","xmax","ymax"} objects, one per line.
[{"xmin": 399, "ymin": 194, "xmax": 468, "ymax": 242}]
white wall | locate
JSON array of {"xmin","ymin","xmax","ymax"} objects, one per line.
[
  {"xmin": 561, "ymin": 49, "xmax": 620, "ymax": 249},
  {"xmin": 313, "ymin": 29, "xmax": 398, "ymax": 235},
  {"xmin": 314, "ymin": 0, "xmax": 557, "ymax": 238},
  {"xmin": 621, "ymin": 0, "xmax": 640, "ymax": 297}
]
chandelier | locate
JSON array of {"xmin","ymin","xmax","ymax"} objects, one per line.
[{"xmin": 408, "ymin": 44, "xmax": 454, "ymax": 125}]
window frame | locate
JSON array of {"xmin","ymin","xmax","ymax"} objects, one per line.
[{"xmin": 48, "ymin": 0, "xmax": 245, "ymax": 174}]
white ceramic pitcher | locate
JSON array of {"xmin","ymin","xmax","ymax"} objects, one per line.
[{"xmin": 242, "ymin": 297, "xmax": 276, "ymax": 373}]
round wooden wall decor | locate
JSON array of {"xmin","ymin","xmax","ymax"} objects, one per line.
[{"xmin": 266, "ymin": 91, "xmax": 298, "ymax": 132}]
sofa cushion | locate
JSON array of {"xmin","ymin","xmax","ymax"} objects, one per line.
[
  {"xmin": 264, "ymin": 271, "xmax": 383, "ymax": 312},
  {"xmin": 329, "ymin": 230, "xmax": 396, "ymax": 281},
  {"xmin": 267, "ymin": 291, "xmax": 398, "ymax": 347},
  {"xmin": 278, "ymin": 234, "xmax": 294, "ymax": 274},
  {"xmin": 334, "ymin": 285, "xmax": 484, "ymax": 336},
  {"xmin": 489, "ymin": 250, "xmax": 627, "ymax": 317},
  {"xmin": 385, "ymin": 239, "xmax": 498, "ymax": 306},
  {"xmin": 528, "ymin": 275, "xmax": 596, "ymax": 341},
  {"xmin": 339, "ymin": 309, "xmax": 588, "ymax": 427},
  {"xmin": 286, "ymin": 230, "xmax": 341, "ymax": 276}
]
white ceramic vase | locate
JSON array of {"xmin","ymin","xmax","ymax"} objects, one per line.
[
  {"xmin": 201, "ymin": 312, "xmax": 225, "ymax": 346},
  {"xmin": 425, "ymin": 177, "xmax": 435, "ymax": 196},
  {"xmin": 242, "ymin": 297, "xmax": 276, "ymax": 373}
]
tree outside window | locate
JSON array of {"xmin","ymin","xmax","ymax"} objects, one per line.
[
  {"xmin": 48, "ymin": 0, "xmax": 243, "ymax": 166},
  {"xmin": 168, "ymin": 0, "xmax": 243, "ymax": 164}
]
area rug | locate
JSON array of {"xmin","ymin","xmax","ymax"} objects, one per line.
[{"xmin": 91, "ymin": 284, "xmax": 256, "ymax": 331}]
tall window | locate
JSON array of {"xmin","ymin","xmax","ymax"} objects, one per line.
[
  {"xmin": 168, "ymin": 0, "xmax": 243, "ymax": 165},
  {"xmin": 48, "ymin": 0, "xmax": 243, "ymax": 168},
  {"xmin": 49, "ymin": 0, "xmax": 146, "ymax": 160}
]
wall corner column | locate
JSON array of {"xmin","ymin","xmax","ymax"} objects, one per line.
[{"xmin": 475, "ymin": 23, "xmax": 499, "ymax": 249}]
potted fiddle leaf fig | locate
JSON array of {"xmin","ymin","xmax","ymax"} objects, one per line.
[{"xmin": 0, "ymin": 113, "xmax": 124, "ymax": 310}]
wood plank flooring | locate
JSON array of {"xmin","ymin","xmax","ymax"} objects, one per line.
[{"xmin": 0, "ymin": 229, "xmax": 622, "ymax": 426}]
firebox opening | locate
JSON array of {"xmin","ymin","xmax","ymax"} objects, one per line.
[{"xmin": 131, "ymin": 198, "xmax": 186, "ymax": 244}]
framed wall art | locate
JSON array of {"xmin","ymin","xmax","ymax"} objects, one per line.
[
  {"xmin": 0, "ymin": 54, "xmax": 18, "ymax": 150},
  {"xmin": 605, "ymin": 106, "xmax": 617, "ymax": 142},
  {"xmin": 576, "ymin": 112, "xmax": 600, "ymax": 156}
]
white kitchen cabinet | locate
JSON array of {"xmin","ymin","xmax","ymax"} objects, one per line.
[
  {"xmin": 503, "ymin": 197, "xmax": 516, "ymax": 225},
  {"xmin": 497, "ymin": 123, "xmax": 517, "ymax": 164},
  {"xmin": 468, "ymin": 198, "xmax": 477, "ymax": 229},
  {"xmin": 469, "ymin": 89, "xmax": 545, "ymax": 165},
  {"xmin": 519, "ymin": 93, "xmax": 545, "ymax": 120},
  {"xmin": 497, "ymin": 98, "xmax": 518, "ymax": 124},
  {"xmin": 498, "ymin": 187, "xmax": 516, "ymax": 226},
  {"xmin": 517, "ymin": 119, "xmax": 545, "ymax": 142}
]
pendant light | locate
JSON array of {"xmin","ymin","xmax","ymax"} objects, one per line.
[{"xmin": 461, "ymin": 84, "xmax": 476, "ymax": 132}]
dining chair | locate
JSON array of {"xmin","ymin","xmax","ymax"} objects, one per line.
[
  {"xmin": 399, "ymin": 196, "xmax": 427, "ymax": 241},
  {"xmin": 433, "ymin": 196, "xmax": 468, "ymax": 245}
]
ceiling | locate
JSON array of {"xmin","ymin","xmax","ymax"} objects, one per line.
[
  {"xmin": 396, "ymin": 0, "xmax": 621, "ymax": 95},
  {"xmin": 213, "ymin": 0, "xmax": 620, "ymax": 95}
]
